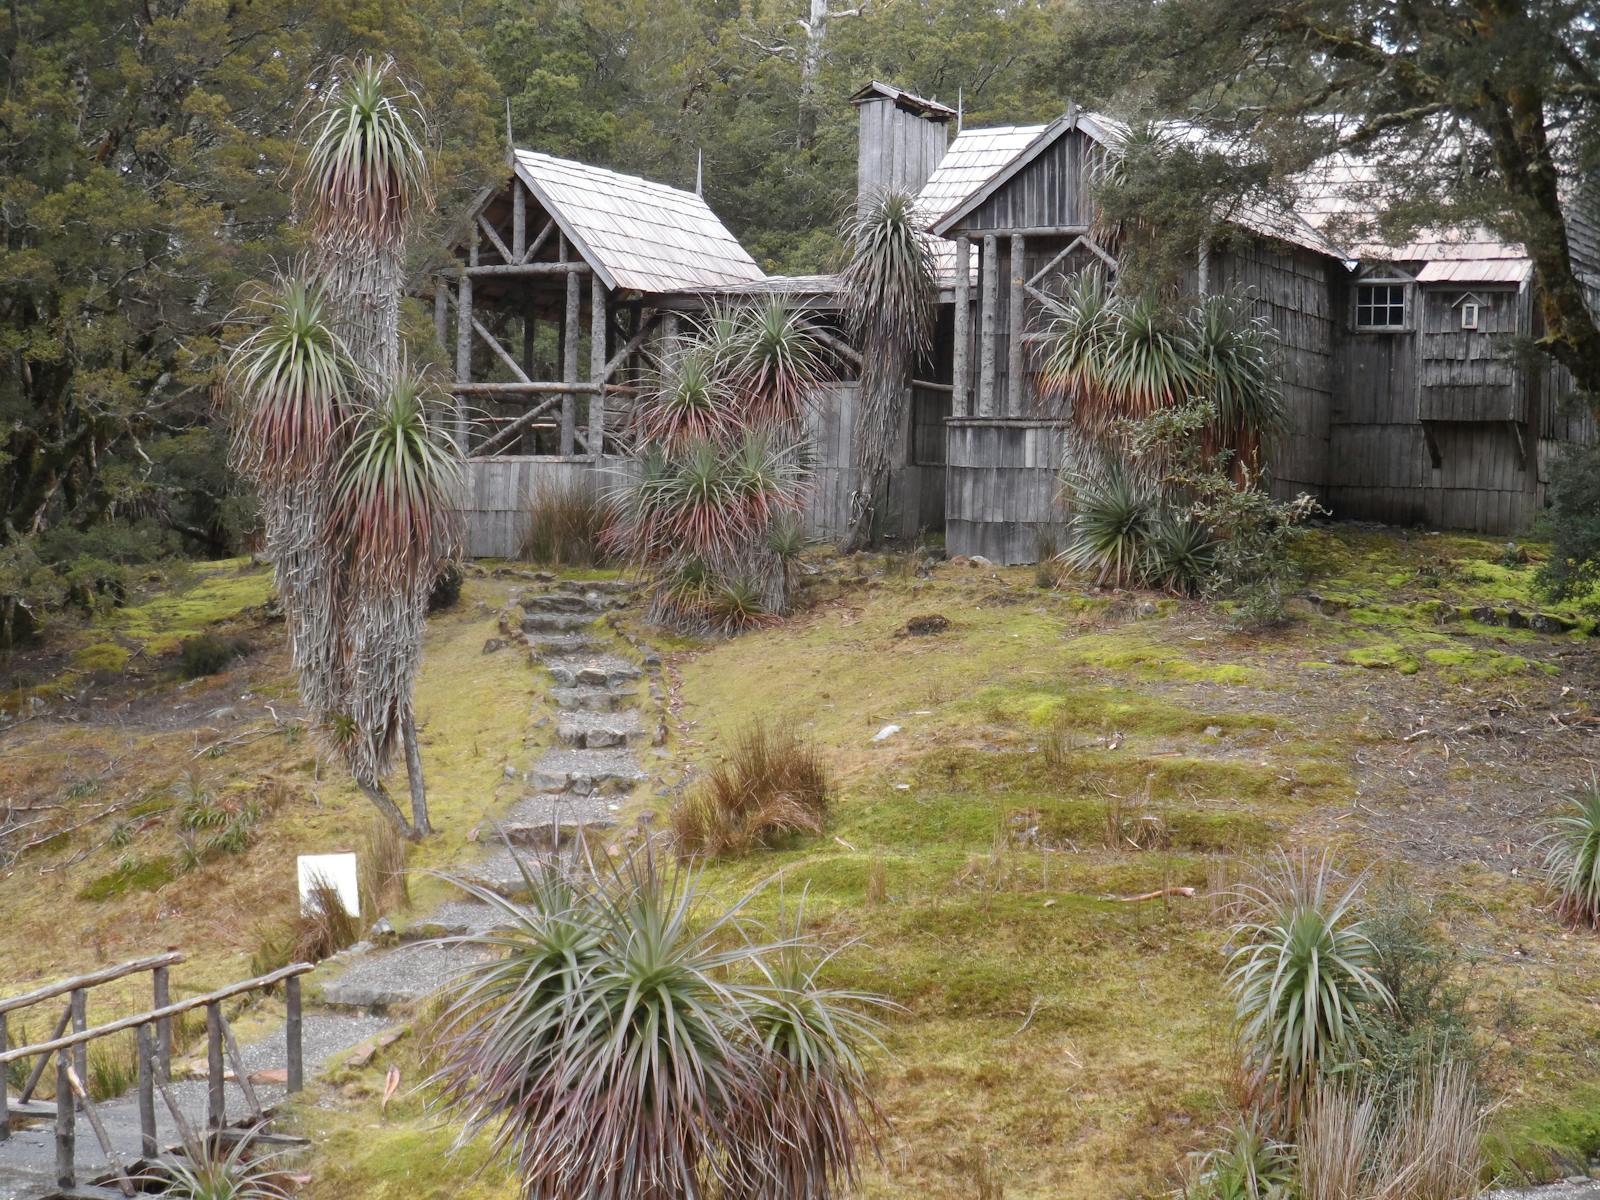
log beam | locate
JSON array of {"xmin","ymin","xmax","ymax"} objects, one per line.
[
  {"xmin": 589, "ymin": 274, "xmax": 607, "ymax": 460},
  {"xmin": 979, "ymin": 234, "xmax": 998, "ymax": 417},
  {"xmin": 953, "ymin": 235, "xmax": 971, "ymax": 417},
  {"xmin": 1008, "ymin": 234, "xmax": 1026, "ymax": 416},
  {"xmin": 512, "ymin": 182, "xmax": 526, "ymax": 261}
]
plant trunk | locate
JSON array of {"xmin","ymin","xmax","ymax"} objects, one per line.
[
  {"xmin": 357, "ymin": 778, "xmax": 414, "ymax": 840},
  {"xmin": 401, "ymin": 706, "xmax": 430, "ymax": 839},
  {"xmin": 840, "ymin": 335, "xmax": 905, "ymax": 552}
]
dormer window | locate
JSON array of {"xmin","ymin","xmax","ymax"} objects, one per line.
[{"xmin": 1355, "ymin": 282, "xmax": 1408, "ymax": 331}]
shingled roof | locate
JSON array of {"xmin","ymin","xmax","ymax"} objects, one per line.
[{"xmin": 512, "ymin": 150, "xmax": 765, "ymax": 294}]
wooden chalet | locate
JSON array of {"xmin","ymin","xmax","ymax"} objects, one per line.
[{"xmin": 446, "ymin": 82, "xmax": 1600, "ymax": 562}]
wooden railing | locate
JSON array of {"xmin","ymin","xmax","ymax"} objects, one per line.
[{"xmin": 0, "ymin": 958, "xmax": 313, "ymax": 1196}]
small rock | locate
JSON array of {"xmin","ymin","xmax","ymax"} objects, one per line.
[
  {"xmin": 369, "ymin": 917, "xmax": 396, "ymax": 944},
  {"xmin": 642, "ymin": 652, "xmax": 662, "ymax": 668},
  {"xmin": 1203, "ymin": 725, "xmax": 1223, "ymax": 738},
  {"xmin": 871, "ymin": 724, "xmax": 901, "ymax": 743},
  {"xmin": 653, "ymin": 721, "xmax": 669, "ymax": 747},
  {"xmin": 481, "ymin": 637, "xmax": 507, "ymax": 655},
  {"xmin": 948, "ymin": 555, "xmax": 971, "ymax": 567},
  {"xmin": 968, "ymin": 554, "xmax": 992, "ymax": 567},
  {"xmin": 503, "ymin": 765, "xmax": 518, "ymax": 779}
]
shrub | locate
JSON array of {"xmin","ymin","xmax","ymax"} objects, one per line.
[
  {"xmin": 1538, "ymin": 774, "xmax": 1600, "ymax": 927},
  {"xmin": 518, "ymin": 479, "xmax": 609, "ymax": 567},
  {"xmin": 672, "ymin": 720, "xmax": 831, "ymax": 856},
  {"xmin": 1536, "ymin": 442, "xmax": 1600, "ymax": 610},
  {"xmin": 176, "ymin": 632, "xmax": 252, "ymax": 679},
  {"xmin": 428, "ymin": 842, "xmax": 886, "ymax": 1200},
  {"xmin": 1226, "ymin": 853, "xmax": 1391, "ymax": 1120},
  {"xmin": 426, "ymin": 562, "xmax": 462, "ymax": 611}
]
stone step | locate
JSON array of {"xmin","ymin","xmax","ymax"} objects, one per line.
[
  {"xmin": 528, "ymin": 747, "xmax": 645, "ymax": 795},
  {"xmin": 317, "ymin": 941, "xmax": 494, "ymax": 1013},
  {"xmin": 521, "ymin": 592, "xmax": 595, "ymax": 614},
  {"xmin": 557, "ymin": 708, "xmax": 646, "ymax": 749},
  {"xmin": 551, "ymin": 685, "xmax": 638, "ymax": 712},
  {"xmin": 555, "ymin": 578, "xmax": 640, "ymax": 596},
  {"xmin": 546, "ymin": 654, "xmax": 642, "ymax": 688},
  {"xmin": 520, "ymin": 610, "xmax": 598, "ymax": 633},
  {"xmin": 525, "ymin": 632, "xmax": 610, "ymax": 657},
  {"xmin": 406, "ymin": 899, "xmax": 535, "ymax": 938},
  {"xmin": 457, "ymin": 846, "xmax": 578, "ymax": 901}
]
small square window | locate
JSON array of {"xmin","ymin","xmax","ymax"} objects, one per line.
[
  {"xmin": 1460, "ymin": 302, "xmax": 1480, "ymax": 330},
  {"xmin": 1355, "ymin": 283, "xmax": 1407, "ymax": 330}
]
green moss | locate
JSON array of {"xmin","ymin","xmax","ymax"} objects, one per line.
[
  {"xmin": 1423, "ymin": 646, "xmax": 1558, "ymax": 682},
  {"xmin": 1486, "ymin": 1084, "xmax": 1600, "ymax": 1178},
  {"xmin": 76, "ymin": 857, "xmax": 176, "ymax": 902},
  {"xmin": 1345, "ymin": 643, "xmax": 1422, "ymax": 674},
  {"xmin": 1063, "ymin": 633, "xmax": 1265, "ymax": 685},
  {"xmin": 98, "ymin": 558, "xmax": 272, "ymax": 655},
  {"xmin": 71, "ymin": 642, "xmax": 129, "ymax": 674},
  {"xmin": 968, "ymin": 683, "xmax": 1278, "ymax": 737}
]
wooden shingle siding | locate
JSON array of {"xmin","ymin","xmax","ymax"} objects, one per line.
[
  {"xmin": 945, "ymin": 419, "xmax": 1069, "ymax": 563},
  {"xmin": 960, "ymin": 131, "xmax": 1095, "ymax": 232},
  {"xmin": 856, "ymin": 98, "xmax": 949, "ymax": 206},
  {"xmin": 1417, "ymin": 287, "xmax": 1521, "ymax": 422},
  {"xmin": 1211, "ymin": 238, "xmax": 1337, "ymax": 498},
  {"xmin": 462, "ymin": 456, "xmax": 640, "ymax": 558}
]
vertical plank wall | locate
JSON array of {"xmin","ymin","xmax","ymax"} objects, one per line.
[
  {"xmin": 945, "ymin": 419, "xmax": 1070, "ymax": 564},
  {"xmin": 462, "ymin": 456, "xmax": 639, "ymax": 558}
]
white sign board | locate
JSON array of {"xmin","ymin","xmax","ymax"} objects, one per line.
[{"xmin": 297, "ymin": 853, "xmax": 360, "ymax": 918}]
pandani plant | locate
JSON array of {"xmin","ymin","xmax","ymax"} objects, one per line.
[
  {"xmin": 229, "ymin": 56, "xmax": 457, "ymax": 838},
  {"xmin": 608, "ymin": 298, "xmax": 829, "ymax": 631},
  {"xmin": 837, "ymin": 186, "xmax": 936, "ymax": 552},
  {"xmin": 426, "ymin": 841, "xmax": 888, "ymax": 1200}
]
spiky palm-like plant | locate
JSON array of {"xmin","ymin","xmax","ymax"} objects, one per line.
[
  {"xmin": 328, "ymin": 370, "xmax": 462, "ymax": 837},
  {"xmin": 428, "ymin": 844, "xmax": 886, "ymax": 1200},
  {"xmin": 139, "ymin": 1121, "xmax": 288, "ymax": 1199},
  {"xmin": 838, "ymin": 187, "xmax": 936, "ymax": 552},
  {"xmin": 1538, "ymin": 775, "xmax": 1600, "ymax": 927},
  {"xmin": 635, "ymin": 341, "xmax": 741, "ymax": 450},
  {"xmin": 1188, "ymin": 294, "xmax": 1284, "ymax": 476},
  {"xmin": 1226, "ymin": 854, "xmax": 1391, "ymax": 1122},
  {"xmin": 1039, "ymin": 270, "xmax": 1118, "ymax": 415},
  {"xmin": 228, "ymin": 272, "xmax": 352, "ymax": 715},
  {"xmin": 728, "ymin": 297, "xmax": 832, "ymax": 432},
  {"xmin": 1059, "ymin": 459, "xmax": 1157, "ymax": 588}
]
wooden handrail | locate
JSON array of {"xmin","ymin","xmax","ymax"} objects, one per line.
[
  {"xmin": 0, "ymin": 963, "xmax": 313, "ymax": 1065},
  {"xmin": 0, "ymin": 953, "xmax": 184, "ymax": 1016}
]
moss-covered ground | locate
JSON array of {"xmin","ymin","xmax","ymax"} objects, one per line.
[{"xmin": 4, "ymin": 527, "xmax": 1600, "ymax": 1197}]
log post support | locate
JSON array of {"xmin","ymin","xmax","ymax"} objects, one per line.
[
  {"xmin": 589, "ymin": 275, "xmax": 608, "ymax": 460},
  {"xmin": 1008, "ymin": 234, "xmax": 1026, "ymax": 416},
  {"xmin": 136, "ymin": 1024, "xmax": 157, "ymax": 1159},
  {"xmin": 562, "ymin": 268, "xmax": 581, "ymax": 455},
  {"xmin": 285, "ymin": 975, "xmax": 303, "ymax": 1094},
  {"xmin": 433, "ymin": 278, "xmax": 447, "ymax": 351},
  {"xmin": 979, "ymin": 233, "xmax": 999, "ymax": 417},
  {"xmin": 455, "ymin": 229, "xmax": 476, "ymax": 453},
  {"xmin": 0, "ymin": 1012, "xmax": 8, "ymax": 1140},
  {"xmin": 69, "ymin": 989, "xmax": 86, "ymax": 1111},
  {"xmin": 205, "ymin": 1002, "xmax": 224, "ymax": 1131},
  {"xmin": 953, "ymin": 235, "xmax": 971, "ymax": 418},
  {"xmin": 512, "ymin": 180, "xmax": 526, "ymax": 262},
  {"xmin": 152, "ymin": 964, "xmax": 171, "ymax": 1081},
  {"xmin": 55, "ymin": 1051, "xmax": 73, "ymax": 1188}
]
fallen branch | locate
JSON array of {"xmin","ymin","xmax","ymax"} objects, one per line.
[{"xmin": 1105, "ymin": 886, "xmax": 1197, "ymax": 903}]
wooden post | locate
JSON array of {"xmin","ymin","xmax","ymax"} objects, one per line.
[
  {"xmin": 285, "ymin": 975, "xmax": 303, "ymax": 1094},
  {"xmin": 152, "ymin": 964, "xmax": 171, "ymax": 1081},
  {"xmin": 455, "ymin": 229, "xmax": 477, "ymax": 453},
  {"xmin": 136, "ymin": 1024, "xmax": 156, "ymax": 1159},
  {"xmin": 561, "ymin": 268, "xmax": 580, "ymax": 455},
  {"xmin": 433, "ymin": 278, "xmax": 448, "ymax": 351},
  {"xmin": 69, "ymin": 989, "xmax": 86, "ymax": 1111},
  {"xmin": 1008, "ymin": 234, "xmax": 1026, "ymax": 416},
  {"xmin": 953, "ymin": 235, "xmax": 971, "ymax": 418},
  {"xmin": 589, "ymin": 275, "xmax": 607, "ymax": 460},
  {"xmin": 0, "ymin": 1011, "xmax": 9, "ymax": 1141},
  {"xmin": 205, "ymin": 1002, "xmax": 224, "ymax": 1130},
  {"xmin": 512, "ymin": 181, "xmax": 526, "ymax": 262},
  {"xmin": 979, "ymin": 233, "xmax": 999, "ymax": 417},
  {"xmin": 55, "ymin": 1050, "xmax": 74, "ymax": 1188}
]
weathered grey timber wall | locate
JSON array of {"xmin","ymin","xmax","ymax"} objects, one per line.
[
  {"xmin": 804, "ymin": 382, "xmax": 944, "ymax": 543},
  {"xmin": 1211, "ymin": 239, "xmax": 1337, "ymax": 499},
  {"xmin": 958, "ymin": 131, "xmax": 1096, "ymax": 231},
  {"xmin": 1417, "ymin": 287, "xmax": 1523, "ymax": 422},
  {"xmin": 945, "ymin": 418, "xmax": 1069, "ymax": 564},
  {"xmin": 462, "ymin": 456, "xmax": 639, "ymax": 558},
  {"xmin": 856, "ymin": 96, "xmax": 948, "ymax": 206}
]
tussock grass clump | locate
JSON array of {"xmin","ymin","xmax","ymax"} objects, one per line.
[
  {"xmin": 1184, "ymin": 1117, "xmax": 1295, "ymax": 1200},
  {"xmin": 672, "ymin": 720, "xmax": 831, "ymax": 857},
  {"xmin": 1538, "ymin": 774, "xmax": 1600, "ymax": 927},
  {"xmin": 87, "ymin": 1032, "xmax": 139, "ymax": 1101},
  {"xmin": 518, "ymin": 479, "xmax": 609, "ymax": 567},
  {"xmin": 360, "ymin": 814, "xmax": 411, "ymax": 920},
  {"xmin": 251, "ymin": 877, "xmax": 358, "ymax": 975}
]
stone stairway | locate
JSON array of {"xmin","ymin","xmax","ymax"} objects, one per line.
[{"xmin": 318, "ymin": 575, "xmax": 662, "ymax": 1014}]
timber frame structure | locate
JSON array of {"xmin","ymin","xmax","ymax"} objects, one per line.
[{"xmin": 450, "ymin": 83, "xmax": 1600, "ymax": 562}]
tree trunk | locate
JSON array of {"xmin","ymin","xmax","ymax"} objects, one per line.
[
  {"xmin": 357, "ymin": 779, "xmax": 414, "ymax": 840},
  {"xmin": 401, "ymin": 706, "xmax": 430, "ymax": 839}
]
